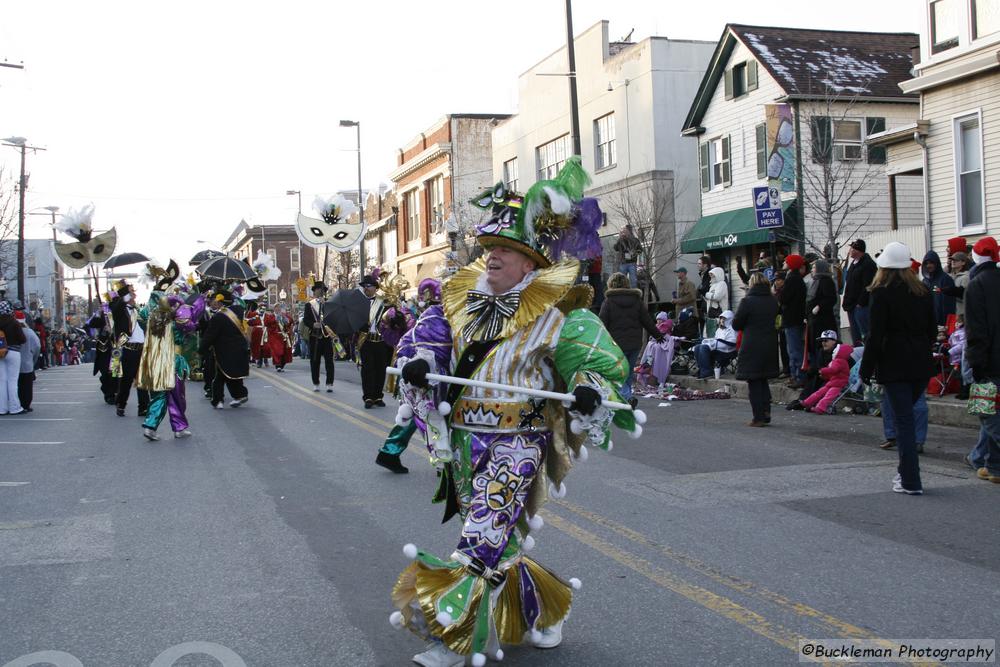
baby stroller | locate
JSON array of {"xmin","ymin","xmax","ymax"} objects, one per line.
[
  {"xmin": 671, "ymin": 307, "xmax": 701, "ymax": 375},
  {"xmin": 831, "ymin": 346, "xmax": 870, "ymax": 413}
]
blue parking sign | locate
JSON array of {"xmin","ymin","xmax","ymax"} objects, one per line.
[{"xmin": 752, "ymin": 186, "xmax": 783, "ymax": 229}]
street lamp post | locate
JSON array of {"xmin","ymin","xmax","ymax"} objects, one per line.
[
  {"xmin": 339, "ymin": 120, "xmax": 364, "ymax": 276},
  {"xmin": 286, "ymin": 190, "xmax": 304, "ymax": 276}
]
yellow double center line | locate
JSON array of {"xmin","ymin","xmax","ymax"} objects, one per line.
[{"xmin": 258, "ymin": 368, "xmax": 911, "ymax": 662}]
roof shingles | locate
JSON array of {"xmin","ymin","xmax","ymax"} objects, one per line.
[{"xmin": 732, "ymin": 25, "xmax": 918, "ymax": 99}]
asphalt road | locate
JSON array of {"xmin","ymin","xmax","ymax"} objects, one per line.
[{"xmin": 1, "ymin": 361, "xmax": 997, "ymax": 667}]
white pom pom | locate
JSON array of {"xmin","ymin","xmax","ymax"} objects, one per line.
[
  {"xmin": 577, "ymin": 445, "xmax": 589, "ymax": 462},
  {"xmin": 527, "ymin": 514, "xmax": 544, "ymax": 531},
  {"xmin": 389, "ymin": 611, "xmax": 404, "ymax": 629},
  {"xmin": 628, "ymin": 424, "xmax": 643, "ymax": 439},
  {"xmin": 530, "ymin": 629, "xmax": 544, "ymax": 644},
  {"xmin": 398, "ymin": 404, "xmax": 413, "ymax": 419},
  {"xmin": 437, "ymin": 401, "xmax": 451, "ymax": 416},
  {"xmin": 403, "ymin": 543, "xmax": 418, "ymax": 560},
  {"xmin": 633, "ymin": 409, "xmax": 647, "ymax": 425},
  {"xmin": 549, "ymin": 482, "xmax": 567, "ymax": 499},
  {"xmin": 395, "ymin": 414, "xmax": 410, "ymax": 427},
  {"xmin": 606, "ymin": 440, "xmax": 614, "ymax": 452},
  {"xmin": 569, "ymin": 577, "xmax": 582, "ymax": 590},
  {"xmin": 523, "ymin": 535, "xmax": 536, "ymax": 551},
  {"xmin": 436, "ymin": 611, "xmax": 453, "ymax": 627},
  {"xmin": 569, "ymin": 419, "xmax": 584, "ymax": 435},
  {"xmin": 494, "ymin": 649, "xmax": 504, "ymax": 661},
  {"xmin": 471, "ymin": 653, "xmax": 487, "ymax": 667}
]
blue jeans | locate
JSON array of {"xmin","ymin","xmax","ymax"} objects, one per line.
[
  {"xmin": 882, "ymin": 390, "xmax": 928, "ymax": 443},
  {"xmin": 848, "ymin": 305, "xmax": 870, "ymax": 346},
  {"xmin": 969, "ymin": 427, "xmax": 989, "ymax": 469},
  {"xmin": 977, "ymin": 385, "xmax": 1000, "ymax": 475},
  {"xmin": 783, "ymin": 324, "xmax": 805, "ymax": 383},
  {"xmin": 694, "ymin": 344, "xmax": 734, "ymax": 378},
  {"xmin": 882, "ymin": 382, "xmax": 924, "ymax": 491},
  {"xmin": 619, "ymin": 263, "xmax": 638, "ymax": 288},
  {"xmin": 621, "ymin": 349, "xmax": 639, "ymax": 399}
]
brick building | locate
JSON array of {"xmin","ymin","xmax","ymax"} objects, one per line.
[
  {"xmin": 389, "ymin": 113, "xmax": 510, "ymax": 286},
  {"xmin": 222, "ymin": 220, "xmax": 319, "ymax": 304}
]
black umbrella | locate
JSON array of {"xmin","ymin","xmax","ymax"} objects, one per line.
[
  {"xmin": 322, "ymin": 288, "xmax": 370, "ymax": 335},
  {"xmin": 195, "ymin": 255, "xmax": 257, "ymax": 282},
  {"xmin": 188, "ymin": 249, "xmax": 225, "ymax": 266},
  {"xmin": 103, "ymin": 252, "xmax": 150, "ymax": 270}
]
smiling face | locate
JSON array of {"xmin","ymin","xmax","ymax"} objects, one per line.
[{"xmin": 485, "ymin": 246, "xmax": 536, "ymax": 294}]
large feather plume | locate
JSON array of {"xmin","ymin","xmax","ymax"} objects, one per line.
[
  {"xmin": 312, "ymin": 194, "xmax": 358, "ymax": 223},
  {"xmin": 252, "ymin": 249, "xmax": 282, "ymax": 282},
  {"xmin": 54, "ymin": 204, "xmax": 96, "ymax": 242}
]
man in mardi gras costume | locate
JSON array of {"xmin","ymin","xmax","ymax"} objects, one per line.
[
  {"xmin": 375, "ymin": 277, "xmax": 440, "ymax": 474},
  {"xmin": 389, "ymin": 158, "xmax": 644, "ymax": 667},
  {"xmin": 137, "ymin": 289, "xmax": 205, "ymax": 440},
  {"xmin": 199, "ymin": 289, "xmax": 250, "ymax": 408}
]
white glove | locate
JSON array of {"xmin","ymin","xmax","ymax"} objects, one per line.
[{"xmin": 811, "ymin": 306, "xmax": 819, "ymax": 315}]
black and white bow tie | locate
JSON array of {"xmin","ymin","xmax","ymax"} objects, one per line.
[{"xmin": 463, "ymin": 289, "xmax": 520, "ymax": 340}]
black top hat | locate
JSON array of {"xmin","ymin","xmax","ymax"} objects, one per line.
[
  {"xmin": 214, "ymin": 289, "xmax": 234, "ymax": 305},
  {"xmin": 359, "ymin": 275, "xmax": 378, "ymax": 288},
  {"xmin": 116, "ymin": 282, "xmax": 131, "ymax": 297},
  {"xmin": 311, "ymin": 282, "xmax": 328, "ymax": 293}
]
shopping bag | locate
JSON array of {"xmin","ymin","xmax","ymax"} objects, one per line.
[{"xmin": 967, "ymin": 381, "xmax": 997, "ymax": 416}]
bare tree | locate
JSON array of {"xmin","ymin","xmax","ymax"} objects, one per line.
[
  {"xmin": 0, "ymin": 166, "xmax": 18, "ymax": 278},
  {"xmin": 801, "ymin": 88, "xmax": 888, "ymax": 263},
  {"xmin": 445, "ymin": 200, "xmax": 488, "ymax": 269},
  {"xmin": 604, "ymin": 178, "xmax": 686, "ymax": 301}
]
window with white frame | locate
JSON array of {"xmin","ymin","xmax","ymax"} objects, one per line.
[
  {"xmin": 429, "ymin": 176, "xmax": 445, "ymax": 235},
  {"xmin": 289, "ymin": 246, "xmax": 300, "ymax": 272},
  {"xmin": 954, "ymin": 112, "xmax": 985, "ymax": 230},
  {"xmin": 503, "ymin": 158, "xmax": 519, "ymax": 191},
  {"xmin": 267, "ymin": 284, "xmax": 278, "ymax": 304},
  {"xmin": 973, "ymin": 0, "xmax": 1000, "ymax": 38},
  {"xmin": 699, "ymin": 136, "xmax": 731, "ymax": 191},
  {"xmin": 594, "ymin": 113, "xmax": 616, "ymax": 170},
  {"xmin": 405, "ymin": 190, "xmax": 420, "ymax": 243},
  {"xmin": 27, "ymin": 253, "xmax": 36, "ymax": 277},
  {"xmin": 536, "ymin": 135, "xmax": 571, "ymax": 180},
  {"xmin": 833, "ymin": 119, "xmax": 863, "ymax": 161},
  {"xmin": 930, "ymin": 0, "xmax": 961, "ymax": 53}
]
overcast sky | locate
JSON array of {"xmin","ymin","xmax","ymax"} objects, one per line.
[{"xmin": 0, "ymin": 0, "xmax": 921, "ymax": 294}]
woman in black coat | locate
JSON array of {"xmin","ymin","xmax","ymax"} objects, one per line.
[
  {"xmin": 860, "ymin": 242, "xmax": 935, "ymax": 495},
  {"xmin": 806, "ymin": 259, "xmax": 838, "ymax": 369},
  {"xmin": 599, "ymin": 272, "xmax": 662, "ymax": 403},
  {"xmin": 733, "ymin": 272, "xmax": 780, "ymax": 426}
]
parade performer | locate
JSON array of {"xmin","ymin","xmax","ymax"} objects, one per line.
[
  {"xmin": 199, "ymin": 289, "xmax": 250, "ymax": 408},
  {"xmin": 87, "ymin": 308, "xmax": 117, "ymax": 404},
  {"xmin": 246, "ymin": 301, "xmax": 269, "ymax": 368},
  {"xmin": 388, "ymin": 159, "xmax": 643, "ymax": 666},
  {"xmin": 110, "ymin": 281, "xmax": 150, "ymax": 417},
  {"xmin": 264, "ymin": 302, "xmax": 294, "ymax": 372},
  {"xmin": 137, "ymin": 290, "xmax": 205, "ymax": 439},
  {"xmin": 376, "ymin": 277, "xmax": 439, "ymax": 474},
  {"xmin": 358, "ymin": 274, "xmax": 390, "ymax": 409},
  {"xmin": 303, "ymin": 282, "xmax": 335, "ymax": 392}
]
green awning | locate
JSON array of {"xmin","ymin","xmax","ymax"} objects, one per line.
[{"xmin": 681, "ymin": 200, "xmax": 798, "ymax": 253}]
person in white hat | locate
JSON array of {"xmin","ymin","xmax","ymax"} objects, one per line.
[{"xmin": 860, "ymin": 241, "xmax": 936, "ymax": 495}]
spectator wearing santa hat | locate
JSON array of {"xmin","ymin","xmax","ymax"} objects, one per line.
[
  {"xmin": 964, "ymin": 236, "xmax": 1000, "ymax": 484},
  {"xmin": 13, "ymin": 311, "xmax": 40, "ymax": 412}
]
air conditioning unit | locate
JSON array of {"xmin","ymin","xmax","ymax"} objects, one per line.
[{"xmin": 834, "ymin": 144, "xmax": 863, "ymax": 161}]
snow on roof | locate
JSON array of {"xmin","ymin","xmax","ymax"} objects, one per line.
[{"xmin": 732, "ymin": 25, "xmax": 918, "ymax": 99}]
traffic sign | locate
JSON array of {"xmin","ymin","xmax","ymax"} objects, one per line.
[{"xmin": 752, "ymin": 185, "xmax": 784, "ymax": 230}]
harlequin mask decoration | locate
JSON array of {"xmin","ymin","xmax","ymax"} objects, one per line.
[
  {"xmin": 52, "ymin": 204, "xmax": 118, "ymax": 269},
  {"xmin": 295, "ymin": 194, "xmax": 364, "ymax": 252}
]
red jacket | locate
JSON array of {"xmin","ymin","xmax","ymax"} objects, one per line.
[{"xmin": 819, "ymin": 344, "xmax": 854, "ymax": 390}]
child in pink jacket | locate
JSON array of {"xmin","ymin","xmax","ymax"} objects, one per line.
[{"xmin": 803, "ymin": 343, "xmax": 854, "ymax": 414}]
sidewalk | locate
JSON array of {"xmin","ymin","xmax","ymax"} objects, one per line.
[{"xmin": 661, "ymin": 373, "xmax": 980, "ymax": 467}]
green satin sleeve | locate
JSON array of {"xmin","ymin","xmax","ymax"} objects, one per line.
[{"xmin": 553, "ymin": 308, "xmax": 636, "ymax": 432}]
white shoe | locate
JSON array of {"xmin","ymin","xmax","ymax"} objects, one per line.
[
  {"xmin": 411, "ymin": 641, "xmax": 465, "ymax": 667},
  {"xmin": 314, "ymin": 385, "xmax": 320, "ymax": 392},
  {"xmin": 142, "ymin": 427, "xmax": 160, "ymax": 441},
  {"xmin": 213, "ymin": 403, "xmax": 224, "ymax": 410},
  {"xmin": 230, "ymin": 396, "xmax": 248, "ymax": 407},
  {"xmin": 174, "ymin": 429, "xmax": 192, "ymax": 438},
  {"xmin": 531, "ymin": 620, "xmax": 564, "ymax": 649}
]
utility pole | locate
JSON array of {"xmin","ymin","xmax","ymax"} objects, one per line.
[
  {"xmin": 2, "ymin": 137, "xmax": 46, "ymax": 304},
  {"xmin": 565, "ymin": 0, "xmax": 582, "ymax": 156}
]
